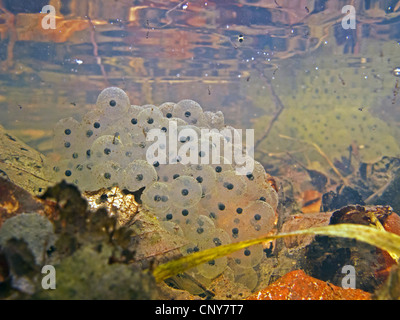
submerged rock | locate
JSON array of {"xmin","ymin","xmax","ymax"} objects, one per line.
[
  {"xmin": 247, "ymin": 270, "xmax": 371, "ymax": 300},
  {"xmin": 36, "ymin": 245, "xmax": 157, "ymax": 300},
  {"xmin": 0, "ymin": 212, "xmax": 56, "ymax": 265}
]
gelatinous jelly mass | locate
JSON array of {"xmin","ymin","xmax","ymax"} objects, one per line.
[{"xmin": 48, "ymin": 87, "xmax": 279, "ymax": 290}]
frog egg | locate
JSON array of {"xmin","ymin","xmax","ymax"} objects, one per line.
[
  {"xmin": 89, "ymin": 135, "xmax": 124, "ymax": 161},
  {"xmin": 229, "ymin": 262, "xmax": 259, "ymax": 291},
  {"xmin": 122, "ymin": 160, "xmax": 158, "ymax": 192},
  {"xmin": 158, "ymin": 102, "xmax": 177, "ymax": 118},
  {"xmin": 229, "ymin": 244, "xmax": 264, "ymax": 269},
  {"xmin": 53, "ymin": 117, "xmax": 82, "ymax": 156},
  {"xmin": 241, "ymin": 160, "xmax": 267, "ymax": 185},
  {"xmin": 173, "ymin": 99, "xmax": 206, "ymax": 125},
  {"xmin": 199, "ymin": 132, "xmax": 228, "ymax": 164},
  {"xmin": 198, "ymin": 195, "xmax": 230, "ymax": 223},
  {"xmin": 220, "ymin": 125, "xmax": 242, "ymax": 145},
  {"xmin": 180, "ymin": 214, "xmax": 216, "ymax": 242},
  {"xmin": 169, "ymin": 176, "xmax": 202, "ymax": 208},
  {"xmin": 48, "ymin": 159, "xmax": 75, "ymax": 183},
  {"xmin": 215, "ymin": 170, "xmax": 247, "ymax": 199},
  {"xmin": 221, "ymin": 200, "xmax": 275, "ymax": 242},
  {"xmin": 169, "ymin": 117, "xmax": 188, "ymax": 127},
  {"xmin": 157, "ymin": 117, "xmax": 171, "ymax": 134},
  {"xmin": 185, "ymin": 164, "xmax": 216, "ymax": 196},
  {"xmin": 90, "ymin": 160, "xmax": 122, "ymax": 190},
  {"xmin": 160, "ymin": 205, "xmax": 199, "ymax": 231},
  {"xmin": 80, "ymin": 109, "xmax": 116, "ymax": 146},
  {"xmin": 181, "ymin": 243, "xmax": 201, "ymax": 259},
  {"xmin": 232, "ymin": 152, "xmax": 254, "ymax": 175},
  {"xmin": 73, "ymin": 163, "xmax": 96, "ymax": 191},
  {"xmin": 159, "ymin": 220, "xmax": 185, "ymax": 238},
  {"xmin": 177, "ymin": 125, "xmax": 201, "ymax": 142},
  {"xmin": 119, "ymin": 143, "xmax": 147, "ymax": 165},
  {"xmin": 208, "ymin": 197, "xmax": 251, "ymax": 232},
  {"xmin": 197, "ymin": 256, "xmax": 228, "ymax": 280},
  {"xmin": 142, "ymin": 104, "xmax": 159, "ymax": 109},
  {"xmin": 125, "ymin": 128, "xmax": 147, "ymax": 146},
  {"xmin": 124, "ymin": 105, "xmax": 146, "ymax": 128},
  {"xmin": 202, "ymin": 131, "xmax": 236, "ymax": 165},
  {"xmin": 176, "ymin": 125, "xmax": 201, "ymax": 164},
  {"xmin": 239, "ymin": 201, "xmax": 276, "ymax": 239},
  {"xmin": 130, "ymin": 105, "xmax": 144, "ymax": 115},
  {"xmin": 196, "ymin": 228, "xmax": 231, "ymax": 279},
  {"xmin": 145, "ymin": 138, "xmax": 168, "ymax": 170},
  {"xmin": 137, "ymin": 107, "xmax": 164, "ymax": 132},
  {"xmin": 204, "ymin": 110, "xmax": 224, "ymax": 129},
  {"xmin": 259, "ymin": 183, "xmax": 278, "ymax": 212},
  {"xmin": 103, "ymin": 116, "xmax": 145, "ymax": 144},
  {"xmin": 95, "ymin": 87, "xmax": 130, "ymax": 119},
  {"xmin": 266, "ymin": 185, "xmax": 278, "ymax": 211},
  {"xmin": 49, "ymin": 155, "xmax": 92, "ymax": 189},
  {"xmin": 194, "ymin": 138, "xmax": 216, "ymax": 165},
  {"xmin": 245, "ymin": 184, "xmax": 278, "ymax": 212},
  {"xmin": 156, "ymin": 163, "xmax": 189, "ymax": 183},
  {"xmin": 141, "ymin": 182, "xmax": 171, "ymax": 214},
  {"xmin": 209, "ymin": 156, "xmax": 234, "ymax": 175}
]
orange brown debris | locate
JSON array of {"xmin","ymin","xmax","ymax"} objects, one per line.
[
  {"xmin": 0, "ymin": 178, "xmax": 57, "ymax": 228},
  {"xmin": 266, "ymin": 174, "xmax": 278, "ymax": 193},
  {"xmin": 375, "ymin": 212, "xmax": 400, "ymax": 281},
  {"xmin": 301, "ymin": 189, "xmax": 322, "ymax": 213},
  {"xmin": 281, "ymin": 212, "xmax": 331, "ymax": 249},
  {"xmin": 247, "ymin": 270, "xmax": 371, "ymax": 300}
]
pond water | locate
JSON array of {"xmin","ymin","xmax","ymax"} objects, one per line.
[
  {"xmin": 0, "ymin": 0, "xmax": 399, "ymax": 171},
  {"xmin": 1, "ymin": 0, "xmax": 400, "ymax": 300}
]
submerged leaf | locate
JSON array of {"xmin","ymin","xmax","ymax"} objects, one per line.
[{"xmin": 152, "ymin": 224, "xmax": 400, "ymax": 282}]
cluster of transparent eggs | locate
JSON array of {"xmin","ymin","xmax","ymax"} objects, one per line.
[{"xmin": 49, "ymin": 87, "xmax": 278, "ymax": 290}]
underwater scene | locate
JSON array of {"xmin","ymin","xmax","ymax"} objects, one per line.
[{"xmin": 1, "ymin": 0, "xmax": 400, "ymax": 301}]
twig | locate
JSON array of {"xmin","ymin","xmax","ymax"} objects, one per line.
[
  {"xmin": 278, "ymin": 134, "xmax": 348, "ymax": 184},
  {"xmin": 86, "ymin": 3, "xmax": 109, "ymax": 86},
  {"xmin": 0, "ymin": 1, "xmax": 16, "ymax": 70},
  {"xmin": 253, "ymin": 64, "xmax": 285, "ymax": 149},
  {"xmin": 159, "ymin": 0, "xmax": 189, "ymax": 29}
]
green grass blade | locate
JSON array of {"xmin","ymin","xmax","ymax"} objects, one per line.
[{"xmin": 152, "ymin": 223, "xmax": 400, "ymax": 282}]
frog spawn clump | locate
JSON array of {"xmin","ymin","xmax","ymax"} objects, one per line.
[{"xmin": 48, "ymin": 87, "xmax": 278, "ymax": 291}]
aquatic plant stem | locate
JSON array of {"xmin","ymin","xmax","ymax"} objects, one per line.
[{"xmin": 152, "ymin": 224, "xmax": 400, "ymax": 282}]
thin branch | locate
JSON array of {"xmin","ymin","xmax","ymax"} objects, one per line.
[{"xmin": 253, "ymin": 64, "xmax": 285, "ymax": 149}]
